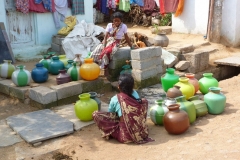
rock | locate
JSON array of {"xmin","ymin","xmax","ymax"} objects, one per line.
[
  {"xmin": 161, "ymin": 49, "xmax": 178, "ymax": 68},
  {"xmin": 175, "ymin": 61, "xmax": 190, "ymax": 71}
]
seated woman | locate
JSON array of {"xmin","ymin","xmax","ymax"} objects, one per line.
[
  {"xmin": 91, "ymin": 12, "xmax": 136, "ymax": 69},
  {"xmin": 92, "ymin": 74, "xmax": 154, "ymax": 144}
]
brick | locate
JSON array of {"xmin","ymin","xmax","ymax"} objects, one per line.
[
  {"xmin": 131, "ymin": 65, "xmax": 162, "ymax": 81},
  {"xmin": 183, "ymin": 50, "xmax": 209, "ymax": 73},
  {"xmin": 0, "ymin": 80, "xmax": 13, "ymax": 95},
  {"xmin": 131, "ymin": 46, "xmax": 162, "ymax": 60},
  {"xmin": 29, "ymin": 86, "xmax": 57, "ymax": 105},
  {"xmin": 131, "ymin": 56, "xmax": 162, "ymax": 70},
  {"xmin": 50, "ymin": 82, "xmax": 82, "ymax": 100},
  {"xmin": 9, "ymin": 86, "xmax": 30, "ymax": 100},
  {"xmin": 52, "ymin": 35, "xmax": 65, "ymax": 45},
  {"xmin": 77, "ymin": 78, "xmax": 104, "ymax": 93},
  {"xmin": 112, "ymin": 47, "xmax": 131, "ymax": 60}
]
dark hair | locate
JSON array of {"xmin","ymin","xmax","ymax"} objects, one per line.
[
  {"xmin": 118, "ymin": 73, "xmax": 134, "ymax": 97},
  {"xmin": 112, "ymin": 12, "xmax": 123, "ymax": 21}
]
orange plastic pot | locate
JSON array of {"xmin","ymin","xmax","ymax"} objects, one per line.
[{"xmin": 80, "ymin": 58, "xmax": 100, "ymax": 80}]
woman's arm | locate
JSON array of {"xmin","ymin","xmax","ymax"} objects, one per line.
[
  {"xmin": 102, "ymin": 32, "xmax": 110, "ymax": 48},
  {"xmin": 124, "ymin": 33, "xmax": 133, "ymax": 48}
]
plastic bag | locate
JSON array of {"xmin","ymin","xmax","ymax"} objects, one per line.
[{"xmin": 58, "ymin": 16, "xmax": 77, "ymax": 36}]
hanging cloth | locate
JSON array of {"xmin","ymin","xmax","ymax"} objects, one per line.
[
  {"xmin": 71, "ymin": 0, "xmax": 85, "ymax": 15},
  {"xmin": 29, "ymin": 0, "xmax": 55, "ymax": 13},
  {"xmin": 142, "ymin": 0, "xmax": 156, "ymax": 12},
  {"xmin": 107, "ymin": 0, "xmax": 116, "ymax": 9},
  {"xmin": 174, "ymin": 0, "xmax": 184, "ymax": 17},
  {"xmin": 130, "ymin": 0, "xmax": 144, "ymax": 7},
  {"xmin": 159, "ymin": 0, "xmax": 179, "ymax": 14},
  {"xmin": 115, "ymin": 0, "xmax": 120, "ymax": 5},
  {"xmin": 53, "ymin": 0, "xmax": 68, "ymax": 28},
  {"xmin": 16, "ymin": 0, "xmax": 29, "ymax": 14},
  {"xmin": 119, "ymin": 0, "xmax": 130, "ymax": 12},
  {"xmin": 101, "ymin": 0, "xmax": 109, "ymax": 15},
  {"xmin": 34, "ymin": 0, "xmax": 53, "ymax": 12}
]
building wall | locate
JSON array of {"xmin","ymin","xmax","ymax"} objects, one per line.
[
  {"xmin": 172, "ymin": 0, "xmax": 210, "ymax": 35},
  {"xmin": 221, "ymin": 0, "xmax": 240, "ymax": 47}
]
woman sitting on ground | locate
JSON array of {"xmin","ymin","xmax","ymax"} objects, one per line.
[
  {"xmin": 91, "ymin": 12, "xmax": 137, "ymax": 69},
  {"xmin": 92, "ymin": 74, "xmax": 154, "ymax": 144}
]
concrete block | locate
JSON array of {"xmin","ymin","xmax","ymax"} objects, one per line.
[
  {"xmin": 0, "ymin": 80, "xmax": 13, "ymax": 95},
  {"xmin": 183, "ymin": 50, "xmax": 209, "ymax": 73},
  {"xmin": 134, "ymin": 74, "xmax": 161, "ymax": 89},
  {"xmin": 172, "ymin": 44, "xmax": 194, "ymax": 54},
  {"xmin": 50, "ymin": 82, "xmax": 82, "ymax": 100},
  {"xmin": 77, "ymin": 78, "xmax": 104, "ymax": 93},
  {"xmin": 29, "ymin": 86, "xmax": 57, "ymax": 105},
  {"xmin": 161, "ymin": 49, "xmax": 178, "ymax": 67},
  {"xmin": 9, "ymin": 86, "xmax": 30, "ymax": 100},
  {"xmin": 57, "ymin": 95, "xmax": 79, "ymax": 106},
  {"xmin": 52, "ymin": 35, "xmax": 65, "ymax": 45},
  {"xmin": 30, "ymin": 99, "xmax": 57, "ymax": 109},
  {"xmin": 112, "ymin": 47, "xmax": 131, "ymax": 60},
  {"xmin": 109, "ymin": 59, "xmax": 128, "ymax": 70},
  {"xmin": 131, "ymin": 46, "xmax": 162, "ymax": 60},
  {"xmin": 132, "ymin": 65, "xmax": 162, "ymax": 81},
  {"xmin": 51, "ymin": 43, "xmax": 64, "ymax": 54},
  {"xmin": 131, "ymin": 56, "xmax": 162, "ymax": 70},
  {"xmin": 174, "ymin": 61, "xmax": 190, "ymax": 71}
]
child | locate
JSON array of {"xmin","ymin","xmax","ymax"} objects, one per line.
[{"xmin": 91, "ymin": 12, "xmax": 136, "ymax": 69}]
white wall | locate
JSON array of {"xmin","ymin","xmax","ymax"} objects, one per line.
[
  {"xmin": 0, "ymin": 1, "xmax": 7, "ymax": 29},
  {"xmin": 172, "ymin": 0, "xmax": 209, "ymax": 35},
  {"xmin": 35, "ymin": 0, "xmax": 94, "ymax": 45},
  {"xmin": 221, "ymin": 0, "xmax": 240, "ymax": 47}
]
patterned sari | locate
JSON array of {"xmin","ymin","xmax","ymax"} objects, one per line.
[{"xmin": 92, "ymin": 93, "xmax": 154, "ymax": 144}]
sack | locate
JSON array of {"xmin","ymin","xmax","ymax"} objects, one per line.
[{"xmin": 58, "ymin": 16, "xmax": 77, "ymax": 36}]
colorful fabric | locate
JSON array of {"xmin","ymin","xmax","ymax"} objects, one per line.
[
  {"xmin": 143, "ymin": 0, "xmax": 156, "ymax": 12},
  {"xmin": 72, "ymin": 0, "xmax": 85, "ymax": 15},
  {"xmin": 29, "ymin": 0, "xmax": 55, "ymax": 13},
  {"xmin": 35, "ymin": 0, "xmax": 53, "ymax": 12},
  {"xmin": 107, "ymin": 0, "xmax": 116, "ymax": 9},
  {"xmin": 93, "ymin": 93, "xmax": 154, "ymax": 144},
  {"xmin": 119, "ymin": 0, "xmax": 131, "ymax": 12},
  {"xmin": 109, "ymin": 90, "xmax": 140, "ymax": 117},
  {"xmin": 159, "ymin": 0, "xmax": 179, "ymax": 14},
  {"xmin": 130, "ymin": 0, "xmax": 144, "ymax": 7},
  {"xmin": 16, "ymin": 0, "xmax": 29, "ymax": 14},
  {"xmin": 175, "ymin": 0, "xmax": 184, "ymax": 17},
  {"xmin": 101, "ymin": 0, "xmax": 109, "ymax": 14}
]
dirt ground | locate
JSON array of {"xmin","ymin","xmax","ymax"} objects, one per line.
[{"xmin": 1, "ymin": 25, "xmax": 240, "ymax": 160}]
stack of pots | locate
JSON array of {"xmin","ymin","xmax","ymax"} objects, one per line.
[{"xmin": 154, "ymin": 69, "xmax": 227, "ymax": 134}]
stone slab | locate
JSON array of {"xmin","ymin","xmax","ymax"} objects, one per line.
[
  {"xmin": 131, "ymin": 46, "xmax": 162, "ymax": 60},
  {"xmin": 0, "ymin": 79, "xmax": 13, "ymax": 95},
  {"xmin": 30, "ymin": 99, "xmax": 58, "ymax": 109},
  {"xmin": 29, "ymin": 86, "xmax": 57, "ymax": 105},
  {"xmin": 214, "ymin": 57, "xmax": 240, "ymax": 67},
  {"xmin": 50, "ymin": 82, "xmax": 82, "ymax": 100},
  {"xmin": 131, "ymin": 56, "xmax": 162, "ymax": 70},
  {"xmin": 161, "ymin": 49, "xmax": 178, "ymax": 67},
  {"xmin": 78, "ymin": 78, "xmax": 104, "ymax": 93},
  {"xmin": 9, "ymin": 85, "xmax": 30, "ymax": 100},
  {"xmin": 57, "ymin": 95, "xmax": 79, "ymax": 106},
  {"xmin": 6, "ymin": 109, "xmax": 74, "ymax": 144},
  {"xmin": 109, "ymin": 59, "xmax": 128, "ymax": 70},
  {"xmin": 0, "ymin": 120, "xmax": 23, "ymax": 147},
  {"xmin": 112, "ymin": 47, "xmax": 131, "ymax": 60},
  {"xmin": 132, "ymin": 65, "xmax": 162, "ymax": 81}
]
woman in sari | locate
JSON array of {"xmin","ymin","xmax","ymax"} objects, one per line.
[
  {"xmin": 91, "ymin": 12, "xmax": 136, "ymax": 69},
  {"xmin": 92, "ymin": 74, "xmax": 154, "ymax": 144}
]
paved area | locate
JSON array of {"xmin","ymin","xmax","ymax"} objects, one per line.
[{"xmin": 6, "ymin": 109, "xmax": 74, "ymax": 144}]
